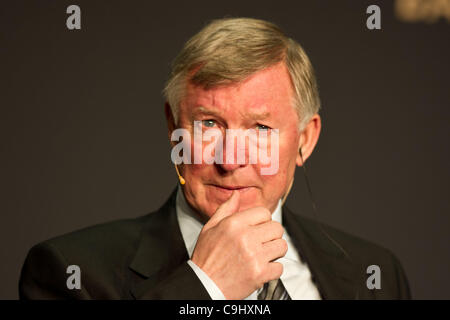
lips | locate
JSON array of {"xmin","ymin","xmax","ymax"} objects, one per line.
[
  {"xmin": 209, "ymin": 184, "xmax": 254, "ymax": 194},
  {"xmin": 214, "ymin": 185, "xmax": 248, "ymax": 190}
]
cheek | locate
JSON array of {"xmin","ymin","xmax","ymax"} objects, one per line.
[
  {"xmin": 183, "ymin": 163, "xmax": 210, "ymax": 182},
  {"xmin": 258, "ymin": 135, "xmax": 298, "ymax": 187},
  {"xmin": 182, "ymin": 138, "xmax": 210, "ymax": 177},
  {"xmin": 259, "ymin": 129, "xmax": 298, "ymax": 169},
  {"xmin": 278, "ymin": 142, "xmax": 299, "ymax": 180}
]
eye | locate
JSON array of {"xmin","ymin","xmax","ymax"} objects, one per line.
[
  {"xmin": 202, "ymin": 119, "xmax": 217, "ymax": 128},
  {"xmin": 256, "ymin": 124, "xmax": 271, "ymax": 131}
]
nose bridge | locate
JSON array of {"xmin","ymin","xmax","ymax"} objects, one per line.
[{"xmin": 216, "ymin": 128, "xmax": 250, "ymax": 171}]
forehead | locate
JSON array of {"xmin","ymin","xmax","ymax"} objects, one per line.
[{"xmin": 180, "ymin": 62, "xmax": 296, "ymax": 119}]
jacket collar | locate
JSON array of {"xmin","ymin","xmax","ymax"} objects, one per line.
[
  {"xmin": 129, "ymin": 188, "xmax": 189, "ymax": 298},
  {"xmin": 282, "ymin": 205, "xmax": 366, "ymax": 299}
]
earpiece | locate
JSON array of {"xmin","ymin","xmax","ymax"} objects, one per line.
[{"xmin": 174, "ymin": 164, "xmax": 185, "ymax": 185}]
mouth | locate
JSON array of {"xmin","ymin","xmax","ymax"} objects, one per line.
[{"xmin": 209, "ymin": 184, "xmax": 253, "ymax": 193}]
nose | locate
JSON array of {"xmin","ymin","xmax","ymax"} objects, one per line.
[
  {"xmin": 214, "ymin": 133, "xmax": 250, "ymax": 172},
  {"xmin": 216, "ymin": 162, "xmax": 243, "ymax": 172}
]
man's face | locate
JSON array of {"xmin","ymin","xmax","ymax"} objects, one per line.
[{"xmin": 170, "ymin": 62, "xmax": 304, "ymax": 219}]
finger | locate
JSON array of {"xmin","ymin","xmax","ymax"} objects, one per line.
[
  {"xmin": 262, "ymin": 238, "xmax": 288, "ymax": 262},
  {"xmin": 262, "ymin": 262, "xmax": 284, "ymax": 283},
  {"xmin": 253, "ymin": 220, "xmax": 284, "ymax": 243},
  {"xmin": 234, "ymin": 206, "xmax": 272, "ymax": 226},
  {"xmin": 207, "ymin": 190, "xmax": 240, "ymax": 228}
]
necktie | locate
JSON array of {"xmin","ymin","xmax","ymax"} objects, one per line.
[{"xmin": 257, "ymin": 279, "xmax": 291, "ymax": 300}]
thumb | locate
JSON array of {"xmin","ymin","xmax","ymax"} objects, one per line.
[{"xmin": 206, "ymin": 190, "xmax": 240, "ymax": 229}]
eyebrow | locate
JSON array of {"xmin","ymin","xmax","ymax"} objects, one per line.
[
  {"xmin": 193, "ymin": 106, "xmax": 271, "ymax": 120},
  {"xmin": 245, "ymin": 111, "xmax": 271, "ymax": 120},
  {"xmin": 192, "ymin": 106, "xmax": 222, "ymax": 117}
]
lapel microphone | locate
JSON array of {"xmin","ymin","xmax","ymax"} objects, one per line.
[{"xmin": 174, "ymin": 164, "xmax": 186, "ymax": 185}]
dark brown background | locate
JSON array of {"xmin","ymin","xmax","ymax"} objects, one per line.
[{"xmin": 1, "ymin": 0, "xmax": 449, "ymax": 299}]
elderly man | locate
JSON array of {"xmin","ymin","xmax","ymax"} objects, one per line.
[{"xmin": 19, "ymin": 17, "xmax": 410, "ymax": 300}]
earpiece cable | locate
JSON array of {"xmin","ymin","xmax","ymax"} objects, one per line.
[{"xmin": 299, "ymin": 148, "xmax": 352, "ymax": 262}]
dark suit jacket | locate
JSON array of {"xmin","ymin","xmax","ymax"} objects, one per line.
[{"xmin": 19, "ymin": 188, "xmax": 411, "ymax": 299}]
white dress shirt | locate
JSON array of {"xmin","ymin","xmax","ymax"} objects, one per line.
[{"xmin": 176, "ymin": 185, "xmax": 322, "ymax": 300}]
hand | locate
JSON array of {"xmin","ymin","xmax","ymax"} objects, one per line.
[{"xmin": 191, "ymin": 190, "xmax": 287, "ymax": 299}]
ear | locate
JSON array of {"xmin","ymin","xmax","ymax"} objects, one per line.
[
  {"xmin": 165, "ymin": 102, "xmax": 177, "ymax": 147},
  {"xmin": 296, "ymin": 114, "xmax": 322, "ymax": 166}
]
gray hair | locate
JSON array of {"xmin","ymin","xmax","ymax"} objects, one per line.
[{"xmin": 163, "ymin": 17, "xmax": 321, "ymax": 132}]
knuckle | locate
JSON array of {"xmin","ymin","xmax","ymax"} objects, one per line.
[
  {"xmin": 280, "ymin": 239, "xmax": 288, "ymax": 254},
  {"xmin": 262, "ymin": 208, "xmax": 272, "ymax": 220},
  {"xmin": 276, "ymin": 223, "xmax": 284, "ymax": 236},
  {"xmin": 271, "ymin": 221, "xmax": 284, "ymax": 236},
  {"xmin": 246, "ymin": 249, "xmax": 256, "ymax": 260},
  {"xmin": 238, "ymin": 232, "xmax": 249, "ymax": 247},
  {"xmin": 249, "ymin": 262, "xmax": 263, "ymax": 281},
  {"xmin": 223, "ymin": 216, "xmax": 239, "ymax": 231},
  {"xmin": 255, "ymin": 207, "xmax": 271, "ymax": 221},
  {"xmin": 255, "ymin": 278, "xmax": 265, "ymax": 289},
  {"xmin": 275, "ymin": 262, "xmax": 284, "ymax": 277},
  {"xmin": 241, "ymin": 236, "xmax": 258, "ymax": 259}
]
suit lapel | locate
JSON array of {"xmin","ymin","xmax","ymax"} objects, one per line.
[
  {"xmin": 129, "ymin": 188, "xmax": 189, "ymax": 298},
  {"xmin": 282, "ymin": 206, "xmax": 366, "ymax": 299}
]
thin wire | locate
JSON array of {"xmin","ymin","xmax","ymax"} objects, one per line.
[{"xmin": 299, "ymin": 148, "xmax": 352, "ymax": 262}]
